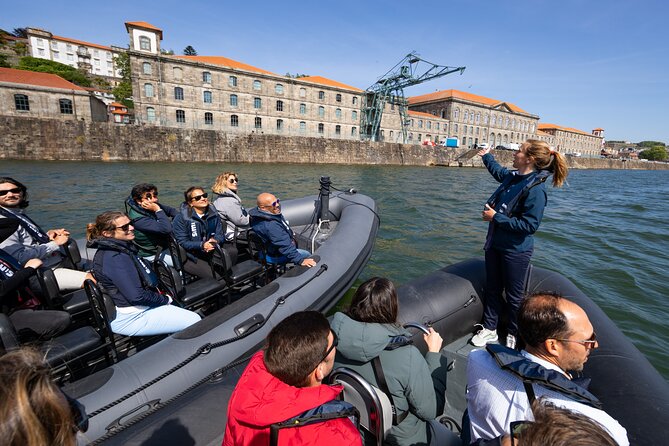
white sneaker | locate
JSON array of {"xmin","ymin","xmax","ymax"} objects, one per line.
[
  {"xmin": 471, "ymin": 328, "xmax": 498, "ymax": 347},
  {"xmin": 506, "ymin": 334, "xmax": 516, "ymax": 349}
]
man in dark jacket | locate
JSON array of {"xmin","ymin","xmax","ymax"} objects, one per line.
[
  {"xmin": 248, "ymin": 193, "xmax": 316, "ymax": 268},
  {"xmin": 223, "ymin": 311, "xmax": 361, "ymax": 446},
  {"xmin": 125, "ymin": 183, "xmax": 178, "ymax": 265}
]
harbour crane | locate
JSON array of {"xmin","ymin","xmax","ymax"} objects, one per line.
[{"xmin": 361, "ymin": 52, "xmax": 465, "ymax": 143}]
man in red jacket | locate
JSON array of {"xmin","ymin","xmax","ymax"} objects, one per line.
[{"xmin": 223, "ymin": 311, "xmax": 362, "ymax": 446}]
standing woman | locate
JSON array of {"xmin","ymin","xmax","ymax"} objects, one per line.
[
  {"xmin": 87, "ymin": 211, "xmax": 200, "ymax": 336},
  {"xmin": 211, "ymin": 172, "xmax": 250, "ymax": 242},
  {"xmin": 471, "ymin": 140, "xmax": 568, "ymax": 349}
]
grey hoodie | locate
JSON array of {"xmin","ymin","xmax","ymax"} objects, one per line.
[
  {"xmin": 331, "ymin": 312, "xmax": 447, "ymax": 446},
  {"xmin": 212, "ymin": 190, "xmax": 249, "ymax": 241}
]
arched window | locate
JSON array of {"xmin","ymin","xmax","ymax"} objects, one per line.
[
  {"xmin": 300, "ymin": 103, "xmax": 306, "ymax": 114},
  {"xmin": 174, "ymin": 87, "xmax": 184, "ymax": 100},
  {"xmin": 299, "ymin": 121, "xmax": 306, "ymax": 132},
  {"xmin": 231, "ymin": 115, "xmax": 239, "ymax": 127},
  {"xmin": 335, "ymin": 108, "xmax": 342, "ymax": 119},
  {"xmin": 454, "ymin": 108, "xmax": 460, "ymax": 120},
  {"xmin": 203, "ymin": 71, "xmax": 212, "ymax": 84},
  {"xmin": 147, "ymin": 107, "xmax": 156, "ymax": 122},
  {"xmin": 229, "ymin": 76, "xmax": 237, "ymax": 87},
  {"xmin": 230, "ymin": 94, "xmax": 238, "ymax": 107},
  {"xmin": 427, "ymin": 121, "xmax": 432, "ymax": 129},
  {"xmin": 203, "ymin": 91, "xmax": 212, "ymax": 103},
  {"xmin": 351, "ymin": 111, "xmax": 358, "ymax": 121},
  {"xmin": 299, "ymin": 87, "xmax": 306, "ymax": 97},
  {"xmin": 139, "ymin": 36, "xmax": 151, "ymax": 51},
  {"xmin": 318, "ymin": 91, "xmax": 325, "ymax": 100},
  {"xmin": 276, "ymin": 100, "xmax": 283, "ymax": 112},
  {"xmin": 336, "ymin": 94, "xmax": 342, "ymax": 102},
  {"xmin": 275, "ymin": 84, "xmax": 283, "ymax": 94},
  {"xmin": 59, "ymin": 99, "xmax": 73, "ymax": 114},
  {"xmin": 351, "ymin": 127, "xmax": 357, "ymax": 137},
  {"xmin": 176, "ymin": 110, "xmax": 185, "ymax": 123},
  {"xmin": 204, "ymin": 112, "xmax": 213, "ymax": 125},
  {"xmin": 276, "ymin": 119, "xmax": 284, "ymax": 131},
  {"xmin": 464, "ymin": 110, "xmax": 469, "ymax": 122},
  {"xmin": 173, "ymin": 67, "xmax": 182, "ymax": 80},
  {"xmin": 352, "ymin": 97, "xmax": 358, "ymax": 105},
  {"xmin": 254, "ymin": 97, "xmax": 262, "ymax": 109},
  {"xmin": 253, "ymin": 80, "xmax": 261, "ymax": 91},
  {"xmin": 255, "ymin": 117, "xmax": 262, "ymax": 128},
  {"xmin": 318, "ymin": 106, "xmax": 325, "ymax": 118},
  {"xmin": 335, "ymin": 125, "xmax": 341, "ymax": 135},
  {"xmin": 142, "ymin": 62, "xmax": 152, "ymax": 75},
  {"xmin": 318, "ymin": 123, "xmax": 324, "ymax": 134},
  {"xmin": 144, "ymin": 83, "xmax": 153, "ymax": 97}
]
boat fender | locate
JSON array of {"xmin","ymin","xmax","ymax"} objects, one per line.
[{"xmin": 486, "ymin": 344, "xmax": 602, "ymax": 409}]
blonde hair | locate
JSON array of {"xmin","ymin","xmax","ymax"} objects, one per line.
[
  {"xmin": 86, "ymin": 211, "xmax": 126, "ymax": 241},
  {"xmin": 524, "ymin": 139, "xmax": 569, "ymax": 187},
  {"xmin": 212, "ymin": 171, "xmax": 238, "ymax": 194},
  {"xmin": 0, "ymin": 348, "xmax": 76, "ymax": 446}
]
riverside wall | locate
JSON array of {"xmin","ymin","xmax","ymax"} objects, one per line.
[{"xmin": 1, "ymin": 117, "xmax": 667, "ymax": 170}]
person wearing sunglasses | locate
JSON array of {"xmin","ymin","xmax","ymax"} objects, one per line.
[
  {"xmin": 249, "ymin": 192, "xmax": 316, "ymax": 268},
  {"xmin": 224, "ymin": 311, "xmax": 362, "ymax": 446},
  {"xmin": 87, "ymin": 211, "xmax": 200, "ymax": 336},
  {"xmin": 211, "ymin": 172, "xmax": 250, "ymax": 242},
  {"xmin": 172, "ymin": 186, "xmax": 233, "ymax": 279},
  {"xmin": 331, "ymin": 277, "xmax": 454, "ymax": 446},
  {"xmin": 466, "ymin": 292, "xmax": 628, "ymax": 446},
  {"xmin": 0, "ymin": 177, "xmax": 94, "ymax": 291},
  {"xmin": 125, "ymin": 183, "xmax": 178, "ymax": 266}
]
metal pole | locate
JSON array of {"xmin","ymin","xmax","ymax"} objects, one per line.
[{"xmin": 319, "ymin": 176, "xmax": 331, "ymax": 229}]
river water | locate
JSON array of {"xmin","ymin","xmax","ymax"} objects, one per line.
[{"xmin": 2, "ymin": 160, "xmax": 668, "ymax": 378}]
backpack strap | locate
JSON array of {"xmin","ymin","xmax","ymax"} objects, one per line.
[{"xmin": 372, "ymin": 355, "xmax": 409, "ymax": 425}]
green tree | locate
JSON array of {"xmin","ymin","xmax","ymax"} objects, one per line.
[
  {"xmin": 161, "ymin": 48, "xmax": 175, "ymax": 55},
  {"xmin": 112, "ymin": 51, "xmax": 133, "ymax": 108},
  {"xmin": 17, "ymin": 56, "xmax": 92, "ymax": 86},
  {"xmin": 183, "ymin": 45, "xmax": 197, "ymax": 56},
  {"xmin": 12, "ymin": 27, "xmax": 27, "ymax": 38},
  {"xmin": 638, "ymin": 140, "xmax": 666, "ymax": 148},
  {"xmin": 0, "ymin": 54, "xmax": 9, "ymax": 68},
  {"xmin": 639, "ymin": 146, "xmax": 668, "ymax": 161}
]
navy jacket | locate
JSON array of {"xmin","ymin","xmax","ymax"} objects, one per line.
[
  {"xmin": 172, "ymin": 203, "xmax": 226, "ymax": 261},
  {"xmin": 249, "ymin": 207, "xmax": 305, "ymax": 265},
  {"xmin": 482, "ymin": 153, "xmax": 548, "ymax": 252}
]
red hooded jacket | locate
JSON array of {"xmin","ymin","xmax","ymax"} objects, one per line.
[{"xmin": 223, "ymin": 351, "xmax": 362, "ymax": 446}]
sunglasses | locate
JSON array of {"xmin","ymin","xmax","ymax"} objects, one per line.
[
  {"xmin": 143, "ymin": 192, "xmax": 158, "ymax": 199},
  {"xmin": 272, "ymin": 198, "xmax": 280, "ymax": 207},
  {"xmin": 319, "ymin": 330, "xmax": 338, "ymax": 365},
  {"xmin": 191, "ymin": 193, "xmax": 208, "ymax": 201},
  {"xmin": 115, "ymin": 222, "xmax": 132, "ymax": 232},
  {"xmin": 0, "ymin": 187, "xmax": 22, "ymax": 197},
  {"xmin": 228, "ymin": 178, "xmax": 238, "ymax": 184},
  {"xmin": 555, "ymin": 331, "xmax": 597, "ymax": 349},
  {"xmin": 510, "ymin": 420, "xmax": 532, "ymax": 446}
]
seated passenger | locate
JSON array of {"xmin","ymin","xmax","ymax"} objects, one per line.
[
  {"xmin": 211, "ymin": 172, "xmax": 250, "ymax": 242},
  {"xmin": 248, "ymin": 193, "xmax": 316, "ymax": 268},
  {"xmin": 125, "ymin": 183, "xmax": 178, "ymax": 266},
  {"xmin": 0, "ymin": 218, "xmax": 70, "ymax": 341},
  {"xmin": 330, "ymin": 277, "xmax": 452, "ymax": 446},
  {"xmin": 172, "ymin": 186, "xmax": 237, "ymax": 279},
  {"xmin": 0, "ymin": 177, "xmax": 94, "ymax": 291},
  {"xmin": 87, "ymin": 211, "xmax": 200, "ymax": 336},
  {"xmin": 466, "ymin": 292, "xmax": 628, "ymax": 446},
  {"xmin": 224, "ymin": 311, "xmax": 362, "ymax": 446}
]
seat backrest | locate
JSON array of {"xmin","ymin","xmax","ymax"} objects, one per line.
[
  {"xmin": 330, "ymin": 367, "xmax": 393, "ymax": 446},
  {"xmin": 0, "ymin": 313, "xmax": 20, "ymax": 353},
  {"xmin": 246, "ymin": 230, "xmax": 267, "ymax": 263},
  {"xmin": 65, "ymin": 238, "xmax": 82, "ymax": 267},
  {"xmin": 83, "ymin": 280, "xmax": 117, "ymax": 353},
  {"xmin": 35, "ymin": 268, "xmax": 61, "ymax": 308},
  {"xmin": 154, "ymin": 260, "xmax": 186, "ymax": 301},
  {"xmin": 212, "ymin": 244, "xmax": 232, "ymax": 282}
]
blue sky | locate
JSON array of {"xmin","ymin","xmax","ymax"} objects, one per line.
[{"xmin": 3, "ymin": 0, "xmax": 667, "ymax": 143}]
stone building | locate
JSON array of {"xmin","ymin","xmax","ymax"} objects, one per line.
[
  {"xmin": 0, "ymin": 67, "xmax": 107, "ymax": 121},
  {"xmin": 26, "ymin": 27, "xmax": 122, "ymax": 83},
  {"xmin": 407, "ymin": 90, "xmax": 540, "ymax": 148},
  {"xmin": 536, "ymin": 124, "xmax": 603, "ymax": 156}
]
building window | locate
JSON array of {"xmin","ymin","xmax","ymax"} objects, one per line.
[
  {"xmin": 144, "ymin": 83, "xmax": 154, "ymax": 97},
  {"xmin": 254, "ymin": 97, "xmax": 262, "ymax": 109},
  {"xmin": 37, "ymin": 48, "xmax": 45, "ymax": 56},
  {"xmin": 53, "ymin": 51, "xmax": 59, "ymax": 59},
  {"xmin": 390, "ymin": 130, "xmax": 394, "ymax": 139},
  {"xmin": 203, "ymin": 91, "xmax": 212, "ymax": 103},
  {"xmin": 230, "ymin": 94, "xmax": 238, "ymax": 107},
  {"xmin": 435, "ymin": 123, "xmax": 440, "ymax": 130},
  {"xmin": 253, "ymin": 80, "xmax": 261, "ymax": 90},
  {"xmin": 203, "ymin": 71, "xmax": 212, "ymax": 84},
  {"xmin": 335, "ymin": 108, "xmax": 342, "ymax": 119},
  {"xmin": 427, "ymin": 121, "xmax": 432, "ymax": 129},
  {"xmin": 255, "ymin": 117, "xmax": 262, "ymax": 129},
  {"xmin": 475, "ymin": 113, "xmax": 480, "ymax": 124},
  {"xmin": 139, "ymin": 36, "xmax": 151, "ymax": 51},
  {"xmin": 174, "ymin": 87, "xmax": 184, "ymax": 100},
  {"xmin": 409, "ymin": 133, "xmax": 413, "ymax": 140},
  {"xmin": 299, "ymin": 121, "xmax": 306, "ymax": 132},
  {"xmin": 318, "ymin": 106, "xmax": 325, "ymax": 118},
  {"xmin": 231, "ymin": 115, "xmax": 239, "ymax": 127},
  {"xmin": 14, "ymin": 94, "xmax": 29, "ymax": 111},
  {"xmin": 277, "ymin": 119, "xmax": 284, "ymax": 131},
  {"xmin": 336, "ymin": 93, "xmax": 342, "ymax": 102},
  {"xmin": 276, "ymin": 100, "xmax": 283, "ymax": 112},
  {"xmin": 67, "ymin": 53, "xmax": 74, "ymax": 61},
  {"xmin": 299, "ymin": 87, "xmax": 306, "ymax": 97},
  {"xmin": 318, "ymin": 123, "xmax": 324, "ymax": 134},
  {"xmin": 335, "ymin": 125, "xmax": 341, "ymax": 135},
  {"xmin": 463, "ymin": 125, "xmax": 467, "ymax": 134},
  {"xmin": 300, "ymin": 103, "xmax": 306, "ymax": 114},
  {"xmin": 147, "ymin": 107, "xmax": 156, "ymax": 122},
  {"xmin": 173, "ymin": 67, "xmax": 182, "ymax": 80},
  {"xmin": 58, "ymin": 99, "xmax": 73, "ymax": 114},
  {"xmin": 464, "ymin": 110, "xmax": 469, "ymax": 122},
  {"xmin": 205, "ymin": 112, "xmax": 213, "ymax": 125},
  {"xmin": 418, "ymin": 120, "xmax": 423, "ymax": 128},
  {"xmin": 454, "ymin": 124, "xmax": 458, "ymax": 132},
  {"xmin": 318, "ymin": 91, "xmax": 325, "ymax": 100},
  {"xmin": 275, "ymin": 83, "xmax": 283, "ymax": 94},
  {"xmin": 351, "ymin": 127, "xmax": 357, "ymax": 137},
  {"xmin": 491, "ymin": 115, "xmax": 496, "ymax": 126},
  {"xmin": 229, "ymin": 76, "xmax": 237, "ymax": 87},
  {"xmin": 454, "ymin": 109, "xmax": 460, "ymax": 120},
  {"xmin": 176, "ymin": 109, "xmax": 185, "ymax": 123},
  {"xmin": 352, "ymin": 111, "xmax": 357, "ymax": 121},
  {"xmin": 141, "ymin": 63, "xmax": 151, "ymax": 75},
  {"xmin": 353, "ymin": 96, "xmax": 358, "ymax": 105}
]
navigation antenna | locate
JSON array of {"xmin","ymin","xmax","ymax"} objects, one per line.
[{"xmin": 361, "ymin": 52, "xmax": 465, "ymax": 143}]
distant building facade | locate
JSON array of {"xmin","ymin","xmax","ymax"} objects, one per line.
[{"xmin": 537, "ymin": 124, "xmax": 603, "ymax": 156}]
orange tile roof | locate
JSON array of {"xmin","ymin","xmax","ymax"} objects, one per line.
[
  {"xmin": 109, "ymin": 102, "xmax": 125, "ymax": 107},
  {"xmin": 172, "ymin": 55, "xmax": 276, "ymax": 76},
  {"xmin": 592, "ymin": 127, "xmax": 604, "ymax": 131},
  {"xmin": 0, "ymin": 67, "xmax": 86, "ymax": 91},
  {"xmin": 125, "ymin": 22, "xmax": 163, "ymax": 39},
  {"xmin": 536, "ymin": 129, "xmax": 553, "ymax": 136},
  {"xmin": 111, "ymin": 109, "xmax": 128, "ymax": 114},
  {"xmin": 52, "ymin": 35, "xmax": 114, "ymax": 52},
  {"xmin": 298, "ymin": 76, "xmax": 363, "ymax": 92},
  {"xmin": 538, "ymin": 123, "xmax": 595, "ymax": 137},
  {"xmin": 408, "ymin": 110, "xmax": 439, "ymax": 119},
  {"xmin": 409, "ymin": 89, "xmax": 529, "ymax": 114}
]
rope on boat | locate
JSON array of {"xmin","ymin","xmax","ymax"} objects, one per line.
[{"xmin": 85, "ymin": 264, "xmax": 328, "ymax": 440}]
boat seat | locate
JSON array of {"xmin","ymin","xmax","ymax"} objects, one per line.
[
  {"xmin": 36, "ymin": 268, "xmax": 91, "ymax": 317},
  {"xmin": 213, "ymin": 245, "xmax": 264, "ymax": 285},
  {"xmin": 330, "ymin": 367, "xmax": 393, "ymax": 446},
  {"xmin": 42, "ymin": 326, "xmax": 103, "ymax": 365},
  {"xmin": 154, "ymin": 260, "xmax": 226, "ymax": 308},
  {"xmin": 0, "ymin": 313, "xmax": 20, "ymax": 352},
  {"xmin": 58, "ymin": 289, "xmax": 90, "ymax": 315}
]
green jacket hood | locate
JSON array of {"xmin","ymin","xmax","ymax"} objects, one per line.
[{"xmin": 331, "ymin": 312, "xmax": 411, "ymax": 363}]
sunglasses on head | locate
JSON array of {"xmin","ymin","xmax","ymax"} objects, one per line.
[
  {"xmin": 191, "ymin": 192, "xmax": 208, "ymax": 202},
  {"xmin": 115, "ymin": 222, "xmax": 132, "ymax": 232},
  {"xmin": 0, "ymin": 187, "xmax": 22, "ymax": 197},
  {"xmin": 228, "ymin": 178, "xmax": 238, "ymax": 184}
]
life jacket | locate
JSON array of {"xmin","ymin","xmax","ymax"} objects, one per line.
[
  {"xmin": 486, "ymin": 343, "xmax": 602, "ymax": 409},
  {"xmin": 486, "ymin": 170, "xmax": 550, "ymax": 218},
  {"xmin": 90, "ymin": 239, "xmax": 162, "ymax": 295},
  {"xmin": 0, "ymin": 207, "xmax": 50, "ymax": 243}
]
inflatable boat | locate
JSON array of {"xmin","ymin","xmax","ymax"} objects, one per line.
[
  {"xmin": 89, "ymin": 259, "xmax": 669, "ymax": 446},
  {"xmin": 65, "ymin": 183, "xmax": 379, "ymax": 445}
]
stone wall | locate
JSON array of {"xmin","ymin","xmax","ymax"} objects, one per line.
[{"xmin": 0, "ymin": 117, "xmax": 667, "ymax": 170}]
